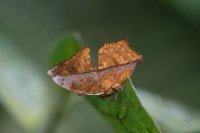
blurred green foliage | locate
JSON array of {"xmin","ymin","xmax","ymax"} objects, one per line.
[
  {"xmin": 0, "ymin": 0, "xmax": 200, "ymax": 133},
  {"xmin": 0, "ymin": 32, "xmax": 52, "ymax": 133}
]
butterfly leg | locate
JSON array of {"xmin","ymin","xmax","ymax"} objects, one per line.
[
  {"xmin": 100, "ymin": 94, "xmax": 108, "ymax": 99},
  {"xmin": 99, "ymin": 89, "xmax": 117, "ymax": 99},
  {"xmin": 112, "ymin": 92, "xmax": 119, "ymax": 102},
  {"xmin": 111, "ymin": 89, "xmax": 121, "ymax": 102},
  {"xmin": 119, "ymin": 87, "xmax": 124, "ymax": 92}
]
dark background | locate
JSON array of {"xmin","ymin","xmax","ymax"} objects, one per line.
[{"xmin": 0, "ymin": 0, "xmax": 200, "ymax": 132}]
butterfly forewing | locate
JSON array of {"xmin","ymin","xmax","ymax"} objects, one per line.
[
  {"xmin": 98, "ymin": 39, "xmax": 142, "ymax": 69},
  {"xmin": 48, "ymin": 48, "xmax": 94, "ymax": 77}
]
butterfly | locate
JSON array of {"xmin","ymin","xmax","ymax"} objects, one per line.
[{"xmin": 47, "ymin": 38, "xmax": 142, "ymax": 97}]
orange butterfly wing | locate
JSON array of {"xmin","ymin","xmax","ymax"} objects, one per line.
[
  {"xmin": 48, "ymin": 48, "xmax": 103, "ymax": 95},
  {"xmin": 97, "ymin": 39, "xmax": 142, "ymax": 95},
  {"xmin": 48, "ymin": 48, "xmax": 94, "ymax": 77},
  {"xmin": 98, "ymin": 38, "xmax": 142, "ymax": 69}
]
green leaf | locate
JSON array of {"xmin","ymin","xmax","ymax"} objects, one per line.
[
  {"xmin": 50, "ymin": 32, "xmax": 83, "ymax": 65},
  {"xmin": 87, "ymin": 79, "xmax": 159, "ymax": 133}
]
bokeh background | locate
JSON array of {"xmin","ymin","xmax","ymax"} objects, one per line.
[{"xmin": 0, "ymin": 0, "xmax": 200, "ymax": 133}]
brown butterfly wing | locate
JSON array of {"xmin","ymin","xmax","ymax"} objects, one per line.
[
  {"xmin": 50, "ymin": 71, "xmax": 104, "ymax": 95},
  {"xmin": 98, "ymin": 61, "xmax": 139, "ymax": 95},
  {"xmin": 48, "ymin": 48, "xmax": 104, "ymax": 95},
  {"xmin": 68, "ymin": 61, "xmax": 137, "ymax": 95},
  {"xmin": 48, "ymin": 48, "xmax": 94, "ymax": 77},
  {"xmin": 98, "ymin": 38, "xmax": 142, "ymax": 69}
]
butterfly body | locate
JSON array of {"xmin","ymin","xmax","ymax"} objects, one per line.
[{"xmin": 48, "ymin": 39, "xmax": 142, "ymax": 97}]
